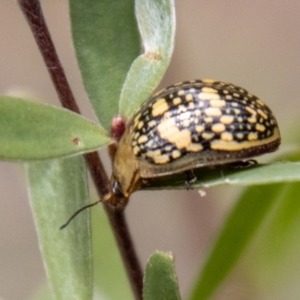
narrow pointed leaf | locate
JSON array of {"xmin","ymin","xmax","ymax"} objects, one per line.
[
  {"xmin": 27, "ymin": 156, "xmax": 92, "ymax": 300},
  {"xmin": 143, "ymin": 251, "xmax": 181, "ymax": 300},
  {"xmin": 189, "ymin": 184, "xmax": 286, "ymax": 300},
  {"xmin": 244, "ymin": 181, "xmax": 300, "ymax": 298},
  {"xmin": 70, "ymin": 0, "xmax": 140, "ymax": 130},
  {"xmin": 197, "ymin": 162, "xmax": 300, "ymax": 188},
  {"xmin": 0, "ymin": 96, "xmax": 110, "ymax": 161},
  {"xmin": 119, "ymin": 0, "xmax": 176, "ymax": 119},
  {"xmin": 143, "ymin": 162, "xmax": 300, "ymax": 191},
  {"xmin": 235, "ymin": 151, "xmax": 300, "ymax": 297}
]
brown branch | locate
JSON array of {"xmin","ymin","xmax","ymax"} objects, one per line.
[
  {"xmin": 85, "ymin": 152, "xmax": 143, "ymax": 299},
  {"xmin": 17, "ymin": 0, "xmax": 143, "ymax": 299}
]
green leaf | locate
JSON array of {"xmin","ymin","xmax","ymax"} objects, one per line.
[
  {"xmin": 243, "ymin": 181, "xmax": 300, "ymax": 298},
  {"xmin": 143, "ymin": 251, "xmax": 181, "ymax": 300},
  {"xmin": 143, "ymin": 162, "xmax": 300, "ymax": 191},
  {"xmin": 196, "ymin": 162, "xmax": 300, "ymax": 188},
  {"xmin": 0, "ymin": 96, "xmax": 110, "ymax": 161},
  {"xmin": 238, "ymin": 150, "xmax": 300, "ymax": 296},
  {"xmin": 91, "ymin": 207, "xmax": 133, "ymax": 300},
  {"xmin": 119, "ymin": 0, "xmax": 176, "ymax": 119},
  {"xmin": 27, "ymin": 156, "xmax": 92, "ymax": 300},
  {"xmin": 70, "ymin": 0, "xmax": 140, "ymax": 130},
  {"xmin": 189, "ymin": 183, "xmax": 285, "ymax": 300}
]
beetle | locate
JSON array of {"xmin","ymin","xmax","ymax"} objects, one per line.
[
  {"xmin": 60, "ymin": 79, "xmax": 281, "ymax": 229},
  {"xmin": 110, "ymin": 79, "xmax": 281, "ymax": 208}
]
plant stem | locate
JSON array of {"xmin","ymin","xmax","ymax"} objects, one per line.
[
  {"xmin": 86, "ymin": 152, "xmax": 143, "ymax": 298},
  {"xmin": 17, "ymin": 0, "xmax": 143, "ymax": 299}
]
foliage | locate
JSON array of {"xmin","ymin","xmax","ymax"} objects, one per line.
[{"xmin": 1, "ymin": 1, "xmax": 299, "ymax": 299}]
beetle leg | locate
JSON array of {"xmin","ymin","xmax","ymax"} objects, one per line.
[
  {"xmin": 185, "ymin": 170, "xmax": 197, "ymax": 190},
  {"xmin": 229, "ymin": 159, "xmax": 258, "ymax": 169}
]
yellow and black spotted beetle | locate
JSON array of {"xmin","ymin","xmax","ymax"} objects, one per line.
[
  {"xmin": 60, "ymin": 79, "xmax": 281, "ymax": 228},
  {"xmin": 110, "ymin": 79, "xmax": 281, "ymax": 208}
]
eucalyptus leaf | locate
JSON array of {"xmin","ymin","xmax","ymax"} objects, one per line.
[
  {"xmin": 70, "ymin": 0, "xmax": 140, "ymax": 130},
  {"xmin": 119, "ymin": 0, "xmax": 176, "ymax": 119},
  {"xmin": 27, "ymin": 156, "xmax": 92, "ymax": 300},
  {"xmin": 0, "ymin": 96, "xmax": 110, "ymax": 161},
  {"xmin": 143, "ymin": 251, "xmax": 181, "ymax": 300}
]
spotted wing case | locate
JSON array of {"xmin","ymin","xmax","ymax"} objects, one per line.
[{"xmin": 111, "ymin": 79, "xmax": 281, "ymax": 201}]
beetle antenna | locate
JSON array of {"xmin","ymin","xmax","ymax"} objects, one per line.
[
  {"xmin": 59, "ymin": 201, "xmax": 100, "ymax": 230},
  {"xmin": 59, "ymin": 194, "xmax": 111, "ymax": 230}
]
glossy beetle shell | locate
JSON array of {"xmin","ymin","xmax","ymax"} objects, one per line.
[{"xmin": 110, "ymin": 79, "xmax": 281, "ymax": 205}]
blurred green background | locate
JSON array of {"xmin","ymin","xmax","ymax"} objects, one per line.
[{"xmin": 0, "ymin": 1, "xmax": 299, "ymax": 299}]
